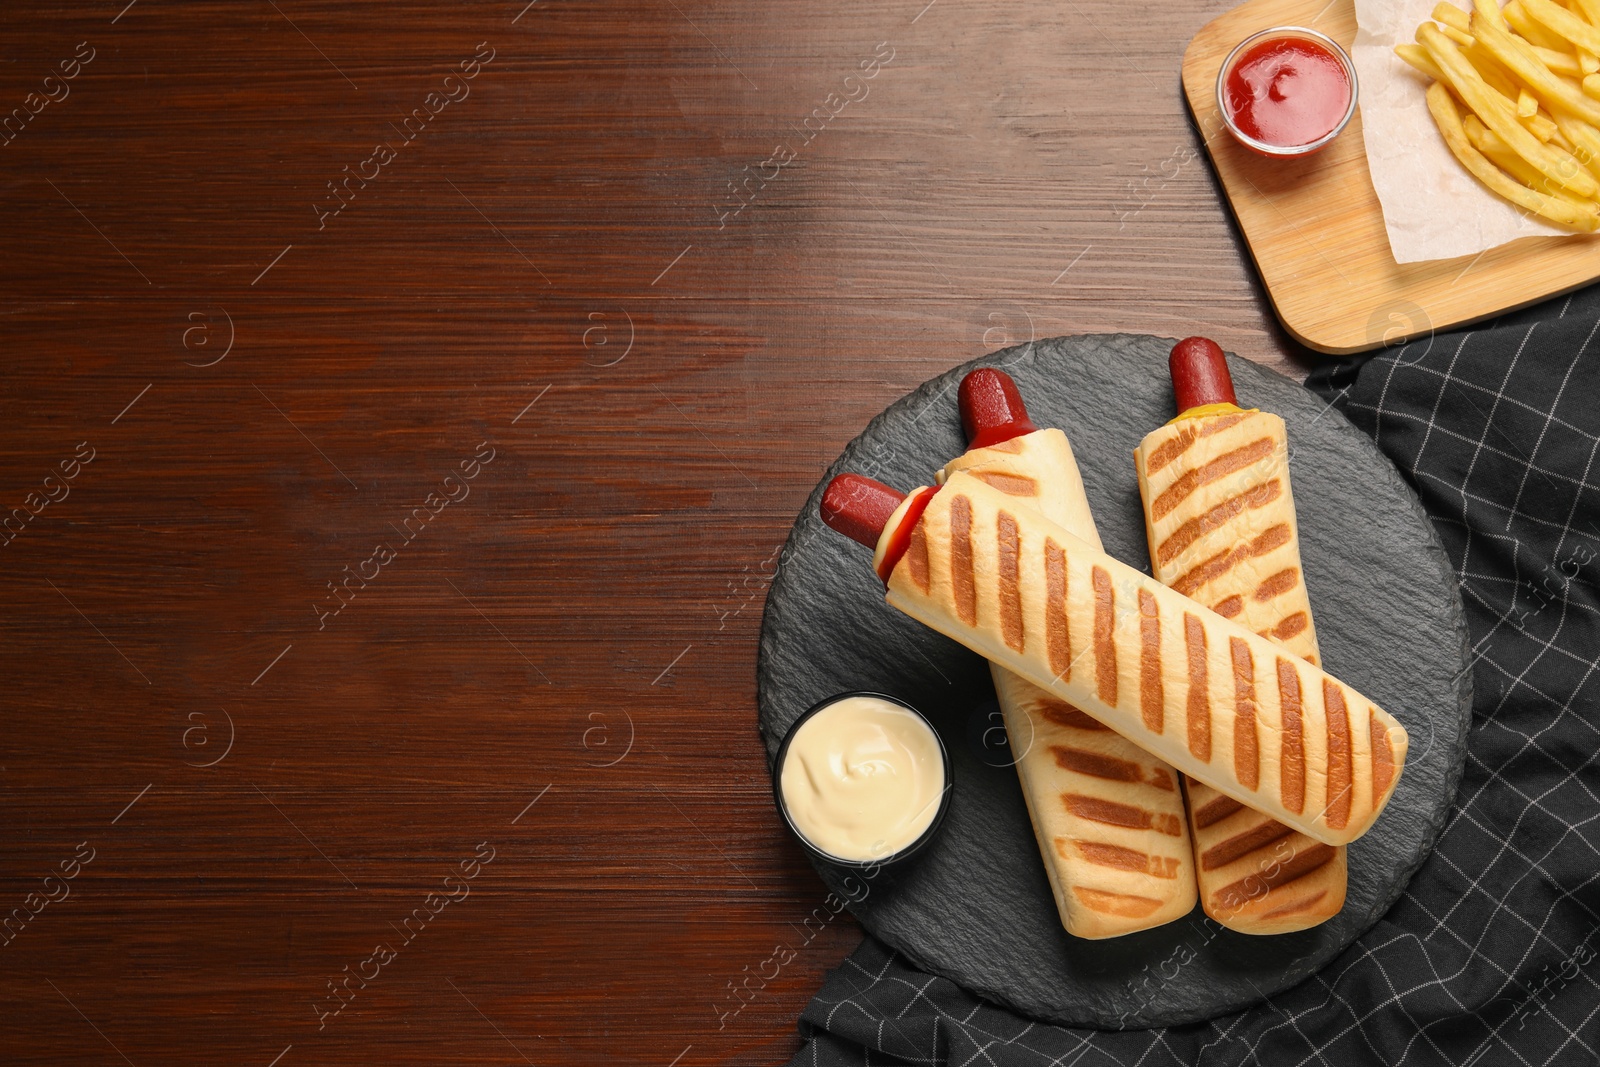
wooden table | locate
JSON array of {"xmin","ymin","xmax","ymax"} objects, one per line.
[{"xmin": 0, "ymin": 1, "xmax": 1322, "ymax": 1063}]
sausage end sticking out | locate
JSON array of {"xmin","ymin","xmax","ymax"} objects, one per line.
[
  {"xmin": 1169, "ymin": 336, "xmax": 1237, "ymax": 414},
  {"xmin": 959, "ymin": 368, "xmax": 1037, "ymax": 449},
  {"xmin": 822, "ymin": 474, "xmax": 939, "ymax": 584},
  {"xmin": 821, "ymin": 474, "xmax": 905, "ymax": 549}
]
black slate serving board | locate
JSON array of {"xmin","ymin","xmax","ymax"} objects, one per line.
[{"xmin": 756, "ymin": 335, "xmax": 1472, "ymax": 1029}]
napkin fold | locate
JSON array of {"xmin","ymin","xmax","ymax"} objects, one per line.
[{"xmin": 789, "ymin": 287, "xmax": 1600, "ymax": 1066}]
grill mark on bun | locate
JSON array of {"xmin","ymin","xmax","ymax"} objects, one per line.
[
  {"xmin": 1214, "ymin": 595, "xmax": 1244, "ymax": 619},
  {"xmin": 1269, "ymin": 611, "xmax": 1309, "ymax": 642},
  {"xmin": 950, "ymin": 494, "xmax": 977, "ymax": 625},
  {"xmin": 973, "ymin": 470, "xmax": 1039, "ymax": 497},
  {"xmin": 1212, "ymin": 843, "xmax": 1336, "ymax": 912},
  {"xmin": 1139, "ymin": 589, "xmax": 1164, "ymax": 734},
  {"xmin": 988, "ymin": 438, "xmax": 1026, "ymax": 453},
  {"xmin": 1254, "ymin": 567, "xmax": 1301, "ymax": 603},
  {"xmin": 1278, "ymin": 657, "xmax": 1306, "ymax": 815},
  {"xmin": 1151, "ymin": 437, "xmax": 1276, "ymax": 520},
  {"xmin": 1231, "ymin": 637, "xmax": 1259, "ymax": 791},
  {"xmin": 1371, "ymin": 707, "xmax": 1396, "ymax": 809},
  {"xmin": 1050, "ymin": 745, "xmax": 1141, "ymax": 782},
  {"xmin": 1146, "ymin": 427, "xmax": 1198, "ymax": 475},
  {"xmin": 1200, "ymin": 818, "xmax": 1294, "ymax": 871},
  {"xmin": 1093, "ymin": 566, "xmax": 1117, "ymax": 706},
  {"xmin": 1071, "ymin": 840, "xmax": 1183, "ymax": 879},
  {"xmin": 1192, "ymin": 790, "xmax": 1244, "ymax": 828},
  {"xmin": 906, "ymin": 522, "xmax": 930, "ymax": 592},
  {"xmin": 1172, "ymin": 523, "xmax": 1292, "ymax": 597},
  {"xmin": 1036, "ymin": 699, "xmax": 1107, "ymax": 731},
  {"xmin": 1045, "ymin": 538, "xmax": 1071, "ymax": 682},
  {"xmin": 1071, "ymin": 886, "xmax": 1163, "ymax": 918},
  {"xmin": 1253, "ymin": 522, "xmax": 1293, "ymax": 552},
  {"xmin": 1062, "ymin": 794, "xmax": 1182, "ymax": 836},
  {"xmin": 1325, "ymin": 680, "xmax": 1353, "ymax": 830},
  {"xmin": 998, "ymin": 511, "xmax": 1024, "ymax": 652},
  {"xmin": 1071, "ymin": 840, "xmax": 1147, "ymax": 871},
  {"xmin": 1185, "ymin": 613, "xmax": 1211, "ymax": 762},
  {"xmin": 1262, "ymin": 888, "xmax": 1329, "ymax": 920},
  {"xmin": 1157, "ymin": 478, "xmax": 1283, "ymax": 565},
  {"xmin": 1149, "ymin": 767, "xmax": 1176, "ymax": 790},
  {"xmin": 1197, "ymin": 411, "xmax": 1252, "ymax": 437}
]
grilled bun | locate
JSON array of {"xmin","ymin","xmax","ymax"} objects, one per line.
[
  {"xmin": 944, "ymin": 430, "xmax": 1197, "ymax": 938},
  {"xmin": 883, "ymin": 471, "xmax": 1407, "ymax": 848},
  {"xmin": 1137, "ymin": 406, "xmax": 1346, "ymax": 934}
]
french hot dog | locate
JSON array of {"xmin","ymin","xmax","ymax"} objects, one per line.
[
  {"xmin": 940, "ymin": 369, "xmax": 1196, "ymax": 939},
  {"xmin": 1135, "ymin": 338, "xmax": 1320, "ymax": 665},
  {"xmin": 819, "ymin": 470, "xmax": 1407, "ymax": 847},
  {"xmin": 1138, "ymin": 338, "xmax": 1347, "ymax": 935}
]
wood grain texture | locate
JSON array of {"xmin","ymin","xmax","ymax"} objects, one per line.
[
  {"xmin": 1182, "ymin": 0, "xmax": 1600, "ymax": 354},
  {"xmin": 1, "ymin": 0, "xmax": 1322, "ymax": 1062}
]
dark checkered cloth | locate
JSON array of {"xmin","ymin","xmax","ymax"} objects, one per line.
[{"xmin": 788, "ymin": 289, "xmax": 1600, "ymax": 1066}]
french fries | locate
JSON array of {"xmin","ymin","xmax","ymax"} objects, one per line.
[
  {"xmin": 1504, "ymin": 0, "xmax": 1571, "ymax": 50},
  {"xmin": 1401, "ymin": 0, "xmax": 1600, "ymax": 229},
  {"xmin": 1419, "ymin": 24, "xmax": 1595, "ymax": 195},
  {"xmin": 1465, "ymin": 112, "xmax": 1590, "ymax": 197},
  {"xmin": 1427, "ymin": 82, "xmax": 1600, "ymax": 229},
  {"xmin": 1470, "ymin": 13, "xmax": 1600, "ymax": 125},
  {"xmin": 1531, "ymin": 45, "xmax": 1582, "ymax": 77},
  {"xmin": 1523, "ymin": 0, "xmax": 1600, "ymax": 57},
  {"xmin": 1434, "ymin": 2, "xmax": 1472, "ymax": 32}
]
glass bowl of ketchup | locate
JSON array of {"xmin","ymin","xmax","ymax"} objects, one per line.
[{"xmin": 1217, "ymin": 26, "xmax": 1357, "ymax": 157}]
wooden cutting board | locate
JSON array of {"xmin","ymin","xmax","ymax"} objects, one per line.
[{"xmin": 1182, "ymin": 0, "xmax": 1600, "ymax": 354}]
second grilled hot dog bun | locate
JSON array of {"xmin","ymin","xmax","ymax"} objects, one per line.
[
  {"xmin": 1135, "ymin": 407, "xmax": 1321, "ymax": 666},
  {"xmin": 939, "ymin": 429, "xmax": 1095, "ymax": 538},
  {"xmin": 940, "ymin": 421, "xmax": 1196, "ymax": 939}
]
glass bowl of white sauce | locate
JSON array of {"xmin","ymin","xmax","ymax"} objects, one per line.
[{"xmin": 771, "ymin": 692, "xmax": 952, "ymax": 873}]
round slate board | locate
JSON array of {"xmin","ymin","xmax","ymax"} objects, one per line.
[{"xmin": 756, "ymin": 335, "xmax": 1472, "ymax": 1030}]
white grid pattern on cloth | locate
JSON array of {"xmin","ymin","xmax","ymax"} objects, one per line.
[{"xmin": 788, "ymin": 314, "xmax": 1600, "ymax": 1067}]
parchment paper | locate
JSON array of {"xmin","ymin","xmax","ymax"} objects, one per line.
[{"xmin": 1354, "ymin": 0, "xmax": 1571, "ymax": 263}]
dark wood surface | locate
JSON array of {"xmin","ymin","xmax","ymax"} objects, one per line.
[{"xmin": 0, "ymin": 1, "xmax": 1321, "ymax": 1064}]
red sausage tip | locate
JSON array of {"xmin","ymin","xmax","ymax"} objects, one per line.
[
  {"xmin": 821, "ymin": 474, "xmax": 906, "ymax": 549},
  {"xmin": 959, "ymin": 368, "xmax": 1037, "ymax": 449},
  {"xmin": 1169, "ymin": 337, "xmax": 1237, "ymax": 413}
]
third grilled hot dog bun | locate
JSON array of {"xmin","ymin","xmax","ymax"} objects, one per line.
[
  {"xmin": 1133, "ymin": 338, "xmax": 1320, "ymax": 665},
  {"xmin": 1138, "ymin": 337, "xmax": 1346, "ymax": 934}
]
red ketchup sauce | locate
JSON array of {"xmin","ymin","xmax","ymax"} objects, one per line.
[
  {"xmin": 874, "ymin": 486, "xmax": 938, "ymax": 585},
  {"xmin": 1224, "ymin": 35, "xmax": 1350, "ymax": 149}
]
